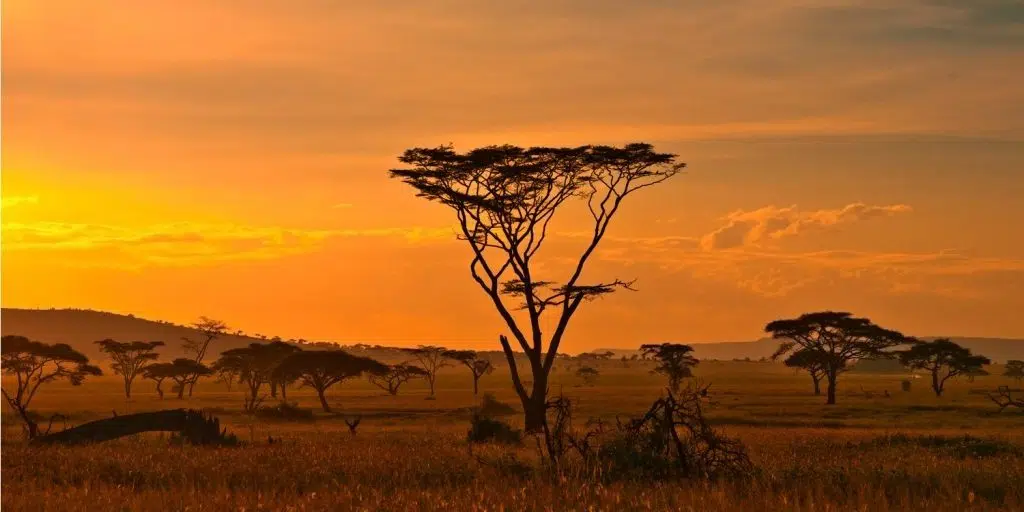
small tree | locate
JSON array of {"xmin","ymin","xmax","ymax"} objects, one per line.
[
  {"xmin": 1004, "ymin": 360, "xmax": 1024, "ymax": 383},
  {"xmin": 180, "ymin": 316, "xmax": 228, "ymax": 396},
  {"xmin": 401, "ymin": 345, "xmax": 450, "ymax": 397},
  {"xmin": 390, "ymin": 143, "xmax": 683, "ymax": 432},
  {"xmin": 212, "ymin": 342, "xmax": 297, "ymax": 412},
  {"xmin": 368, "ymin": 364, "xmax": 428, "ymax": 396},
  {"xmin": 576, "ymin": 366, "xmax": 600, "ymax": 386},
  {"xmin": 899, "ymin": 339, "xmax": 991, "ymax": 397},
  {"xmin": 443, "ymin": 349, "xmax": 494, "ymax": 395},
  {"xmin": 1, "ymin": 335, "xmax": 102, "ymax": 438},
  {"xmin": 94, "ymin": 339, "xmax": 165, "ymax": 399},
  {"xmin": 143, "ymin": 358, "xmax": 212, "ymax": 399},
  {"xmin": 766, "ymin": 311, "xmax": 912, "ymax": 405},
  {"xmin": 274, "ymin": 351, "xmax": 389, "ymax": 412},
  {"xmin": 640, "ymin": 343, "xmax": 699, "ymax": 392},
  {"xmin": 777, "ymin": 348, "xmax": 829, "ymax": 396}
]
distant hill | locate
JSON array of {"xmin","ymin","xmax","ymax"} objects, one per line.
[
  {"xmin": 0, "ymin": 308, "xmax": 271, "ymax": 361},
  {"xmin": 596, "ymin": 335, "xmax": 1024, "ymax": 364}
]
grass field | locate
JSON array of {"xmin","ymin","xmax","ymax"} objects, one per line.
[{"xmin": 3, "ymin": 359, "xmax": 1023, "ymax": 511}]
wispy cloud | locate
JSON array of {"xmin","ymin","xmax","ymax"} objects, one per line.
[{"xmin": 699, "ymin": 203, "xmax": 913, "ymax": 250}]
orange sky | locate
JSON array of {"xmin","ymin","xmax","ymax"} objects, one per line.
[{"xmin": 3, "ymin": 1, "xmax": 1024, "ymax": 351}]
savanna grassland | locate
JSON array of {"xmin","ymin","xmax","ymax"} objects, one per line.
[{"xmin": 3, "ymin": 359, "xmax": 1023, "ymax": 511}]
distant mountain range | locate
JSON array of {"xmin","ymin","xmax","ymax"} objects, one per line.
[{"xmin": 3, "ymin": 308, "xmax": 1023, "ymax": 363}]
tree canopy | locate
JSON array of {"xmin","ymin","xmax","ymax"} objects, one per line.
[
  {"xmin": 368, "ymin": 364, "xmax": 429, "ymax": 396},
  {"xmin": 390, "ymin": 142, "xmax": 683, "ymax": 431},
  {"xmin": 2, "ymin": 335, "xmax": 103, "ymax": 437},
  {"xmin": 766, "ymin": 311, "xmax": 912, "ymax": 404},
  {"xmin": 640, "ymin": 343, "xmax": 699, "ymax": 392},
  {"xmin": 899, "ymin": 339, "xmax": 991, "ymax": 396},
  {"xmin": 274, "ymin": 350, "xmax": 388, "ymax": 412},
  {"xmin": 95, "ymin": 339, "xmax": 164, "ymax": 399},
  {"xmin": 444, "ymin": 349, "xmax": 494, "ymax": 395},
  {"xmin": 1004, "ymin": 360, "xmax": 1024, "ymax": 383},
  {"xmin": 143, "ymin": 358, "xmax": 212, "ymax": 399},
  {"xmin": 212, "ymin": 341, "xmax": 299, "ymax": 411}
]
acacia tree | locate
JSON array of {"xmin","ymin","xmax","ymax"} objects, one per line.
[
  {"xmin": 443, "ymin": 349, "xmax": 494, "ymax": 395},
  {"xmin": 212, "ymin": 342, "xmax": 297, "ymax": 411},
  {"xmin": 401, "ymin": 345, "xmax": 451, "ymax": 397},
  {"xmin": 1, "ymin": 335, "xmax": 102, "ymax": 438},
  {"xmin": 94, "ymin": 339, "xmax": 165, "ymax": 399},
  {"xmin": 368, "ymin": 364, "xmax": 428, "ymax": 396},
  {"xmin": 274, "ymin": 351, "xmax": 389, "ymax": 412},
  {"xmin": 143, "ymin": 358, "xmax": 211, "ymax": 399},
  {"xmin": 777, "ymin": 348, "xmax": 830, "ymax": 396},
  {"xmin": 390, "ymin": 143, "xmax": 683, "ymax": 431},
  {"xmin": 576, "ymin": 366, "xmax": 600, "ymax": 386},
  {"xmin": 180, "ymin": 316, "xmax": 228, "ymax": 396},
  {"xmin": 766, "ymin": 311, "xmax": 912, "ymax": 405},
  {"xmin": 899, "ymin": 339, "xmax": 991, "ymax": 396},
  {"xmin": 640, "ymin": 343, "xmax": 699, "ymax": 392},
  {"xmin": 1004, "ymin": 360, "xmax": 1024, "ymax": 383}
]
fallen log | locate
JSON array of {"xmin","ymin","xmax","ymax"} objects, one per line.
[{"xmin": 31, "ymin": 409, "xmax": 238, "ymax": 446}]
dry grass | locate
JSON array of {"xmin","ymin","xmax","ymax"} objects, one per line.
[{"xmin": 3, "ymin": 360, "xmax": 1023, "ymax": 511}]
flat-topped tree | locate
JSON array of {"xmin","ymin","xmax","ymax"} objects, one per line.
[
  {"xmin": 274, "ymin": 351, "xmax": 389, "ymax": 412},
  {"xmin": 1, "ymin": 335, "xmax": 102, "ymax": 438},
  {"xmin": 444, "ymin": 349, "xmax": 494, "ymax": 395},
  {"xmin": 899, "ymin": 339, "xmax": 991, "ymax": 396},
  {"xmin": 180, "ymin": 316, "xmax": 228, "ymax": 396},
  {"xmin": 776, "ymin": 348, "xmax": 830, "ymax": 396},
  {"xmin": 641, "ymin": 343, "xmax": 699, "ymax": 392},
  {"xmin": 212, "ymin": 341, "xmax": 298, "ymax": 411},
  {"xmin": 143, "ymin": 359, "xmax": 211, "ymax": 399},
  {"xmin": 95, "ymin": 339, "xmax": 165, "ymax": 399},
  {"xmin": 766, "ymin": 311, "xmax": 912, "ymax": 405},
  {"xmin": 390, "ymin": 143, "xmax": 683, "ymax": 431},
  {"xmin": 368, "ymin": 364, "xmax": 429, "ymax": 396},
  {"xmin": 401, "ymin": 346, "xmax": 450, "ymax": 397},
  {"xmin": 1004, "ymin": 360, "xmax": 1024, "ymax": 383}
]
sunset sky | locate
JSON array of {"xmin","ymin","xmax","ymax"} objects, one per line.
[{"xmin": 3, "ymin": 1, "xmax": 1023, "ymax": 351}]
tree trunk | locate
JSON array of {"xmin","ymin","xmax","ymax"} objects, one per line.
[
  {"xmin": 812, "ymin": 374, "xmax": 822, "ymax": 396},
  {"xmin": 155, "ymin": 381, "xmax": 164, "ymax": 400},
  {"xmin": 472, "ymin": 375, "xmax": 480, "ymax": 396},
  {"xmin": 428, "ymin": 375, "xmax": 436, "ymax": 397},
  {"xmin": 280, "ymin": 383, "xmax": 288, "ymax": 400},
  {"xmin": 15, "ymin": 406, "xmax": 40, "ymax": 439},
  {"xmin": 825, "ymin": 373, "xmax": 838, "ymax": 405},
  {"xmin": 522, "ymin": 393, "xmax": 547, "ymax": 433},
  {"xmin": 187, "ymin": 376, "xmax": 198, "ymax": 397},
  {"xmin": 177, "ymin": 381, "xmax": 186, "ymax": 399},
  {"xmin": 270, "ymin": 382, "xmax": 279, "ymax": 398},
  {"xmin": 932, "ymin": 370, "xmax": 943, "ymax": 397},
  {"xmin": 317, "ymin": 389, "xmax": 331, "ymax": 413}
]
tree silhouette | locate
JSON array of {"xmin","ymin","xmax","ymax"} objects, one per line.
[
  {"xmin": 368, "ymin": 364, "xmax": 428, "ymax": 396},
  {"xmin": 143, "ymin": 358, "xmax": 211, "ymax": 399},
  {"xmin": 401, "ymin": 345, "xmax": 450, "ymax": 397},
  {"xmin": 443, "ymin": 349, "xmax": 494, "ymax": 395},
  {"xmin": 273, "ymin": 350, "xmax": 388, "ymax": 412},
  {"xmin": 1, "ymin": 335, "xmax": 102, "ymax": 438},
  {"xmin": 576, "ymin": 366, "xmax": 600, "ymax": 386},
  {"xmin": 640, "ymin": 343, "xmax": 699, "ymax": 392},
  {"xmin": 1004, "ymin": 360, "xmax": 1024, "ymax": 383},
  {"xmin": 94, "ymin": 339, "xmax": 164, "ymax": 399},
  {"xmin": 899, "ymin": 339, "xmax": 990, "ymax": 396},
  {"xmin": 212, "ymin": 342, "xmax": 298, "ymax": 411},
  {"xmin": 390, "ymin": 143, "xmax": 683, "ymax": 431},
  {"xmin": 180, "ymin": 316, "xmax": 228, "ymax": 396},
  {"xmin": 766, "ymin": 311, "xmax": 912, "ymax": 405},
  {"xmin": 776, "ymin": 348, "xmax": 829, "ymax": 396}
]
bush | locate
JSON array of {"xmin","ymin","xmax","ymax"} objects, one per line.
[
  {"xmin": 254, "ymin": 402, "xmax": 315, "ymax": 422},
  {"xmin": 478, "ymin": 393, "xmax": 517, "ymax": 417},
  {"xmin": 467, "ymin": 413, "xmax": 522, "ymax": 445}
]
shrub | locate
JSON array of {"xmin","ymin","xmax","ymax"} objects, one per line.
[
  {"xmin": 254, "ymin": 402, "xmax": 315, "ymax": 422},
  {"xmin": 467, "ymin": 413, "xmax": 522, "ymax": 445},
  {"xmin": 478, "ymin": 393, "xmax": 517, "ymax": 417}
]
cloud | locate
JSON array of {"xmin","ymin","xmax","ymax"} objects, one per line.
[
  {"xmin": 1, "ymin": 196, "xmax": 39, "ymax": 208},
  {"xmin": 699, "ymin": 203, "xmax": 912, "ymax": 250},
  {"xmin": 1, "ymin": 222, "xmax": 454, "ymax": 267},
  {"xmin": 331, "ymin": 203, "xmax": 354, "ymax": 209}
]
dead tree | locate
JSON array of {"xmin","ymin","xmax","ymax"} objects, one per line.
[
  {"xmin": 988, "ymin": 386, "xmax": 1024, "ymax": 413},
  {"xmin": 390, "ymin": 143, "xmax": 683, "ymax": 432}
]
